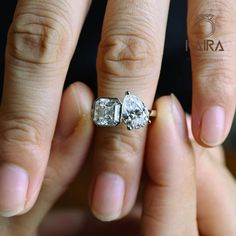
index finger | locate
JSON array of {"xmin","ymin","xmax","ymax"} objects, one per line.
[{"xmin": 0, "ymin": 0, "xmax": 90, "ymax": 217}]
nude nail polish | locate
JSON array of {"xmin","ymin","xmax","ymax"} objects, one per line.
[
  {"xmin": 0, "ymin": 164, "xmax": 28, "ymax": 217},
  {"xmin": 200, "ymin": 106, "xmax": 225, "ymax": 146},
  {"xmin": 92, "ymin": 172, "xmax": 125, "ymax": 222}
]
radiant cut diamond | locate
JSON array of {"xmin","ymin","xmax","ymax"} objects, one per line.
[
  {"xmin": 92, "ymin": 98, "xmax": 122, "ymax": 127},
  {"xmin": 122, "ymin": 92, "xmax": 150, "ymax": 130}
]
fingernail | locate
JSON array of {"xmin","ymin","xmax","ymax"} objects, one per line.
[
  {"xmin": 200, "ymin": 106, "xmax": 225, "ymax": 146},
  {"xmin": 171, "ymin": 94, "xmax": 188, "ymax": 139},
  {"xmin": 54, "ymin": 83, "xmax": 91, "ymax": 139},
  {"xmin": 92, "ymin": 173, "xmax": 125, "ymax": 222},
  {"xmin": 0, "ymin": 164, "xmax": 28, "ymax": 217},
  {"xmin": 72, "ymin": 83, "xmax": 91, "ymax": 114}
]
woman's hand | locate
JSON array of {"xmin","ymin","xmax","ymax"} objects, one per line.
[
  {"xmin": 1, "ymin": 0, "xmax": 236, "ymax": 219},
  {"xmin": 0, "ymin": 82, "xmax": 94, "ymax": 235},
  {"xmin": 141, "ymin": 95, "xmax": 236, "ymax": 235},
  {"xmin": 1, "ymin": 87, "xmax": 235, "ymax": 236}
]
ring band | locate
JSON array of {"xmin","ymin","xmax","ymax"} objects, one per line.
[
  {"xmin": 149, "ymin": 110, "xmax": 157, "ymax": 118},
  {"xmin": 92, "ymin": 91, "xmax": 157, "ymax": 130}
]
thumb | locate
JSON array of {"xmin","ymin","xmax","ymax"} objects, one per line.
[
  {"xmin": 141, "ymin": 95, "xmax": 198, "ymax": 236},
  {"xmin": 195, "ymin": 145, "xmax": 236, "ymax": 235},
  {"xmin": 3, "ymin": 82, "xmax": 94, "ymax": 235}
]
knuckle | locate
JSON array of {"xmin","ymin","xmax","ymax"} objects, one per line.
[
  {"xmin": 97, "ymin": 34, "xmax": 158, "ymax": 78},
  {"xmin": 188, "ymin": 1, "xmax": 236, "ymax": 52},
  {"xmin": 197, "ymin": 67, "xmax": 236, "ymax": 100},
  {"xmin": 97, "ymin": 129, "xmax": 144, "ymax": 165},
  {"xmin": 7, "ymin": 2, "xmax": 73, "ymax": 64},
  {"xmin": 0, "ymin": 112, "xmax": 44, "ymax": 149},
  {"xmin": 189, "ymin": 0, "xmax": 236, "ymax": 34}
]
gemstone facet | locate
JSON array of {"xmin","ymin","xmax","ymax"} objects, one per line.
[
  {"xmin": 121, "ymin": 92, "xmax": 150, "ymax": 130},
  {"xmin": 92, "ymin": 98, "xmax": 122, "ymax": 127}
]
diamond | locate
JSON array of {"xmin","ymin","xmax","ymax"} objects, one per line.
[
  {"xmin": 92, "ymin": 98, "xmax": 122, "ymax": 127},
  {"xmin": 122, "ymin": 92, "xmax": 150, "ymax": 130}
]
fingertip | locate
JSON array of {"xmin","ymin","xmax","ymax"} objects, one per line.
[
  {"xmin": 192, "ymin": 105, "xmax": 231, "ymax": 148},
  {"xmin": 70, "ymin": 82, "xmax": 94, "ymax": 140},
  {"xmin": 29, "ymin": 83, "xmax": 94, "ymax": 222},
  {"xmin": 148, "ymin": 94, "xmax": 188, "ymax": 144},
  {"xmin": 142, "ymin": 95, "xmax": 197, "ymax": 235},
  {"xmin": 54, "ymin": 82, "xmax": 94, "ymax": 140},
  {"xmin": 186, "ymin": 114, "xmax": 194, "ymax": 139},
  {"xmin": 149, "ymin": 95, "xmax": 172, "ymax": 129},
  {"xmin": 146, "ymin": 94, "xmax": 191, "ymax": 182},
  {"xmin": 91, "ymin": 172, "xmax": 125, "ymax": 222},
  {"xmin": 0, "ymin": 164, "xmax": 29, "ymax": 217},
  {"xmin": 200, "ymin": 106, "xmax": 226, "ymax": 147},
  {"xmin": 71, "ymin": 82, "xmax": 94, "ymax": 114}
]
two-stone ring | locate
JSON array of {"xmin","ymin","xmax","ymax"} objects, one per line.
[{"xmin": 92, "ymin": 91, "xmax": 157, "ymax": 130}]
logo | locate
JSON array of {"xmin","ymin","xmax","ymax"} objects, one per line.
[
  {"xmin": 193, "ymin": 14, "xmax": 215, "ymax": 39},
  {"xmin": 190, "ymin": 14, "xmax": 224, "ymax": 52}
]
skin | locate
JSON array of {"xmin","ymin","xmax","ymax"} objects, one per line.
[
  {"xmin": 0, "ymin": 0, "xmax": 236, "ymax": 221},
  {"xmin": 0, "ymin": 85, "xmax": 235, "ymax": 236}
]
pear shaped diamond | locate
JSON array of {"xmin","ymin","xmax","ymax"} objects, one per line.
[{"xmin": 122, "ymin": 92, "xmax": 150, "ymax": 130}]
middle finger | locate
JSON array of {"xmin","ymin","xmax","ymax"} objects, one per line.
[{"xmin": 90, "ymin": 0, "xmax": 170, "ymax": 221}]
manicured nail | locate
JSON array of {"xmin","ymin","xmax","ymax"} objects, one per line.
[
  {"xmin": 72, "ymin": 83, "xmax": 92, "ymax": 114},
  {"xmin": 92, "ymin": 173, "xmax": 125, "ymax": 222},
  {"xmin": 171, "ymin": 94, "xmax": 187, "ymax": 139},
  {"xmin": 0, "ymin": 164, "xmax": 28, "ymax": 217},
  {"xmin": 200, "ymin": 106, "xmax": 225, "ymax": 146}
]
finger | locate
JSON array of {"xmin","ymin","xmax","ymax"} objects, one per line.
[
  {"xmin": 141, "ymin": 95, "xmax": 198, "ymax": 236},
  {"xmin": 0, "ymin": 0, "xmax": 91, "ymax": 216},
  {"xmin": 1, "ymin": 82, "xmax": 94, "ymax": 235},
  {"xmin": 195, "ymin": 143, "xmax": 236, "ymax": 235},
  {"xmin": 188, "ymin": 0, "xmax": 236, "ymax": 146},
  {"xmin": 90, "ymin": 0, "xmax": 170, "ymax": 221},
  {"xmin": 186, "ymin": 114, "xmax": 226, "ymax": 164}
]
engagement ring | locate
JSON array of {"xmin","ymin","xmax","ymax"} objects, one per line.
[{"xmin": 92, "ymin": 91, "xmax": 157, "ymax": 130}]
